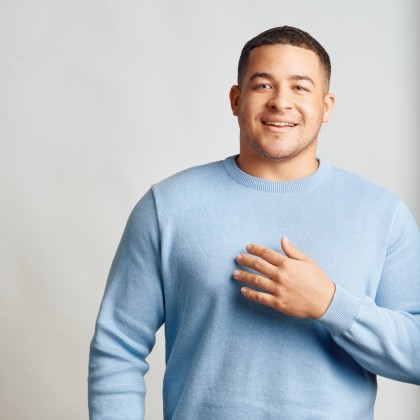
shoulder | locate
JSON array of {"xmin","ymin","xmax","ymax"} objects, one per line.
[
  {"xmin": 150, "ymin": 158, "xmax": 229, "ymax": 202},
  {"xmin": 156, "ymin": 159, "xmax": 226, "ymax": 188},
  {"xmin": 127, "ymin": 160, "xmax": 227, "ymax": 231},
  {"xmin": 321, "ymin": 161, "xmax": 417, "ymax": 231},
  {"xmin": 328, "ymin": 163, "xmax": 401, "ymax": 207}
]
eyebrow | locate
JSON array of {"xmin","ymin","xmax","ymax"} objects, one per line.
[
  {"xmin": 248, "ymin": 72, "xmax": 316, "ymax": 87},
  {"xmin": 248, "ymin": 72, "xmax": 275, "ymax": 83},
  {"xmin": 289, "ymin": 74, "xmax": 316, "ymax": 87}
]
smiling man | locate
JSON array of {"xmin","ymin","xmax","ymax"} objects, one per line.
[
  {"xmin": 230, "ymin": 43, "xmax": 334, "ymax": 181},
  {"xmin": 89, "ymin": 26, "xmax": 420, "ymax": 420}
]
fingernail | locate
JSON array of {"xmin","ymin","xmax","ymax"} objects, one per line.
[
  {"xmin": 246, "ymin": 244, "xmax": 253, "ymax": 251},
  {"xmin": 236, "ymin": 254, "xmax": 243, "ymax": 261},
  {"xmin": 233, "ymin": 270, "xmax": 240, "ymax": 279}
]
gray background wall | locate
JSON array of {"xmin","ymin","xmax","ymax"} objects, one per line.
[{"xmin": 1, "ymin": 0, "xmax": 419, "ymax": 419}]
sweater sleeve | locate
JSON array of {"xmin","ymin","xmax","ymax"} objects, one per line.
[
  {"xmin": 318, "ymin": 199, "xmax": 420, "ymax": 384},
  {"xmin": 88, "ymin": 189, "xmax": 165, "ymax": 420}
]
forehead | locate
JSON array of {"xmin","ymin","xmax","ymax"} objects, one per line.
[{"xmin": 244, "ymin": 44, "xmax": 323, "ymax": 82}]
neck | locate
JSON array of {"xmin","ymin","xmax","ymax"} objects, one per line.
[{"xmin": 236, "ymin": 146, "xmax": 319, "ymax": 181}]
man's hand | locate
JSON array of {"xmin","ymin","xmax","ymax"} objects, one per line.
[{"xmin": 233, "ymin": 237, "xmax": 336, "ymax": 319}]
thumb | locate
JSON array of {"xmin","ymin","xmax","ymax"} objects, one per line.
[{"xmin": 281, "ymin": 237, "xmax": 311, "ymax": 262}]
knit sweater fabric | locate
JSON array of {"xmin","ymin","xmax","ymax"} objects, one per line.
[{"xmin": 89, "ymin": 156, "xmax": 420, "ymax": 420}]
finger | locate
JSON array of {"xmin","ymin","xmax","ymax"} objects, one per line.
[
  {"xmin": 240, "ymin": 286, "xmax": 278, "ymax": 309},
  {"xmin": 281, "ymin": 237, "xmax": 311, "ymax": 262},
  {"xmin": 235, "ymin": 252, "xmax": 278, "ymax": 278},
  {"xmin": 244, "ymin": 243, "xmax": 286, "ymax": 266},
  {"xmin": 233, "ymin": 269, "xmax": 278, "ymax": 294}
]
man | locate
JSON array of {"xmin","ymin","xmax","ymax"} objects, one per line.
[{"xmin": 89, "ymin": 26, "xmax": 420, "ymax": 419}]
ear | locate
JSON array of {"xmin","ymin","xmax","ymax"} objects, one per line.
[
  {"xmin": 322, "ymin": 92, "xmax": 335, "ymax": 123},
  {"xmin": 229, "ymin": 85, "xmax": 241, "ymax": 116}
]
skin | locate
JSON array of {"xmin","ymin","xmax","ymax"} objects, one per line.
[
  {"xmin": 230, "ymin": 44, "xmax": 334, "ymax": 181},
  {"xmin": 230, "ymin": 44, "xmax": 336, "ymax": 318}
]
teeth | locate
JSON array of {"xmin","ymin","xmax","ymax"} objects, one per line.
[{"xmin": 264, "ymin": 122, "xmax": 295, "ymax": 127}]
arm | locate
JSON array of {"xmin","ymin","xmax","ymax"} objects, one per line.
[
  {"xmin": 88, "ymin": 189, "xmax": 165, "ymax": 419},
  {"xmin": 318, "ymin": 200, "xmax": 420, "ymax": 383},
  {"xmin": 234, "ymin": 200, "xmax": 420, "ymax": 384}
]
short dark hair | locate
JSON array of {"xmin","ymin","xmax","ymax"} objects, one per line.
[{"xmin": 237, "ymin": 26, "xmax": 331, "ymax": 91}]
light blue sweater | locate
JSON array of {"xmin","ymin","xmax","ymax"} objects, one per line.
[{"xmin": 89, "ymin": 156, "xmax": 420, "ymax": 420}]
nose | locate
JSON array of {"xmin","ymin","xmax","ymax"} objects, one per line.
[{"xmin": 267, "ymin": 87, "xmax": 292, "ymax": 111}]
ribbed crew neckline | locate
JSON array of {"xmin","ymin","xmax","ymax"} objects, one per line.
[{"xmin": 223, "ymin": 155, "xmax": 331, "ymax": 193}]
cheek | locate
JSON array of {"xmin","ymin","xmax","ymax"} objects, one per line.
[
  {"xmin": 238, "ymin": 104, "xmax": 256, "ymax": 124},
  {"xmin": 300, "ymin": 102, "xmax": 325, "ymax": 123},
  {"xmin": 240, "ymin": 95, "xmax": 264, "ymax": 113}
]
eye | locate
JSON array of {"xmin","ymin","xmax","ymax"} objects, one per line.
[
  {"xmin": 294, "ymin": 85, "xmax": 309, "ymax": 92},
  {"xmin": 256, "ymin": 83, "xmax": 273, "ymax": 90}
]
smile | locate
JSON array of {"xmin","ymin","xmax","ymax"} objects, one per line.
[{"xmin": 262, "ymin": 121, "xmax": 296, "ymax": 127}]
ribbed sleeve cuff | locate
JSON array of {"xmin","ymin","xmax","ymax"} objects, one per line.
[{"xmin": 317, "ymin": 284, "xmax": 361, "ymax": 337}]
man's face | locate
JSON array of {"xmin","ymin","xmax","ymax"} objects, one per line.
[{"xmin": 230, "ymin": 44, "xmax": 334, "ymax": 165}]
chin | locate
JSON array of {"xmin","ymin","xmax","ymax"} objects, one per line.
[{"xmin": 252, "ymin": 145, "xmax": 295, "ymax": 162}]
